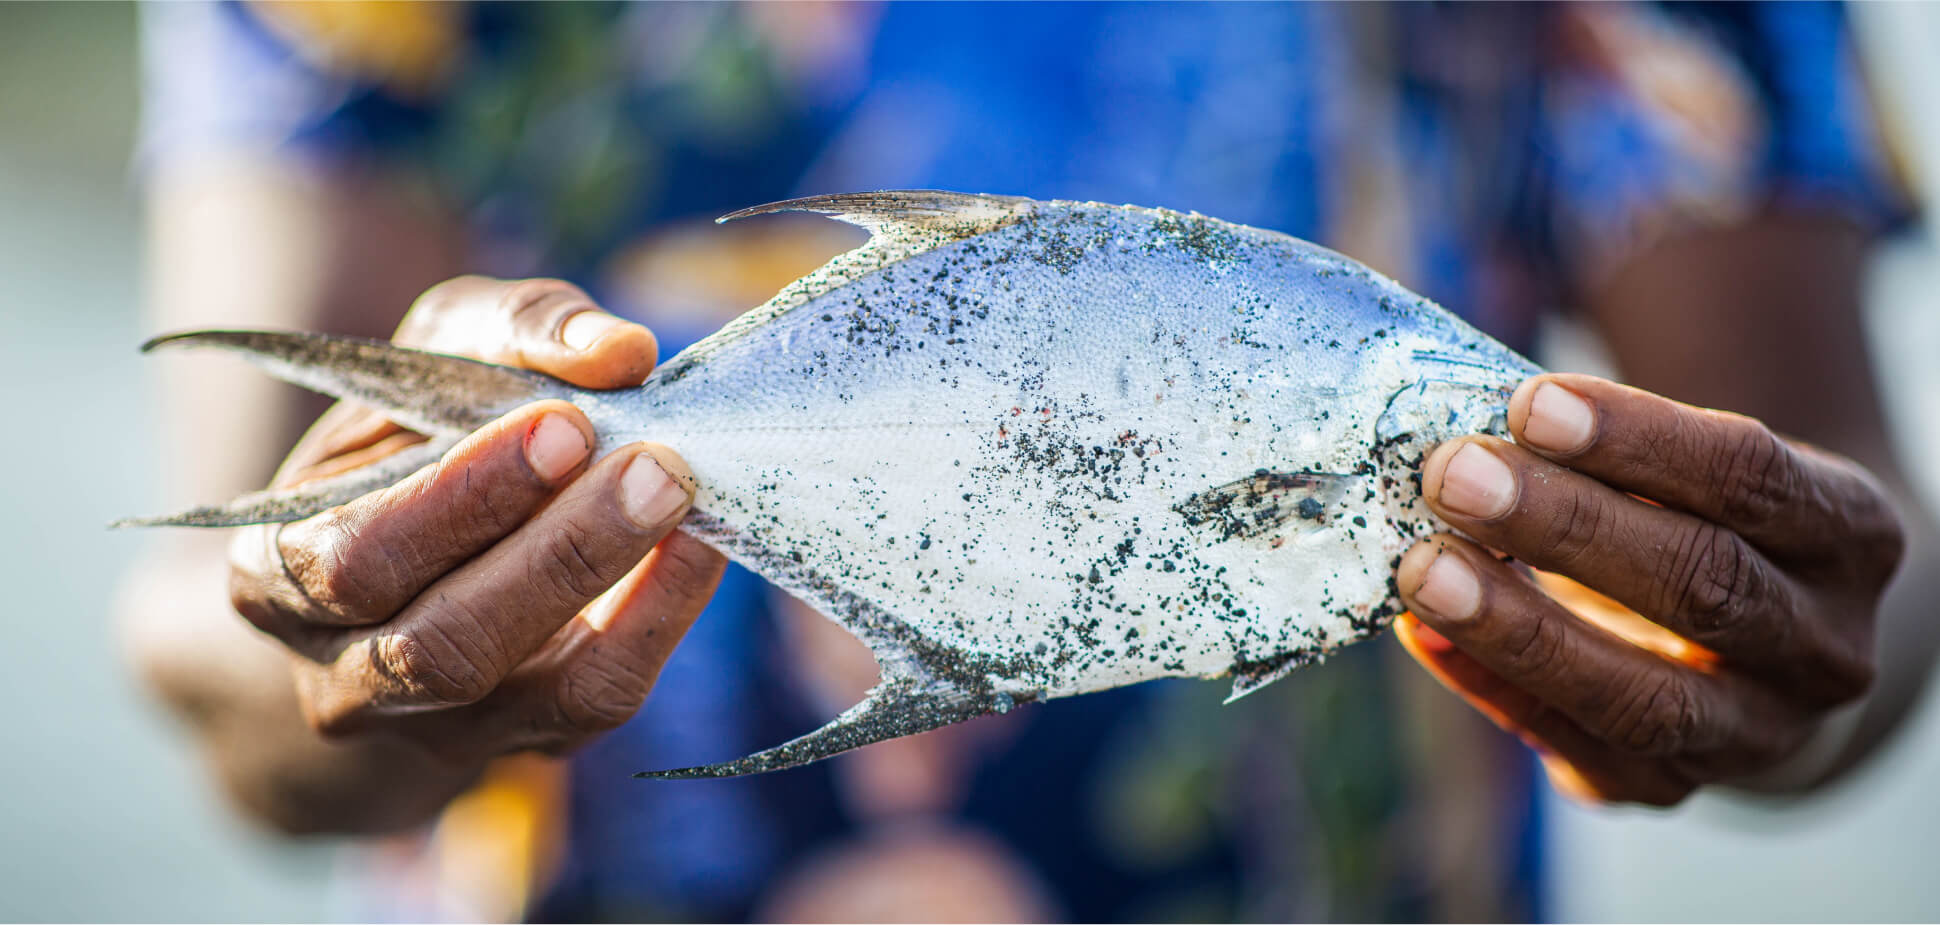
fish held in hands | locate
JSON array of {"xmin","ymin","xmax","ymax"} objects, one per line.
[{"xmin": 121, "ymin": 191, "xmax": 1542, "ymax": 778}]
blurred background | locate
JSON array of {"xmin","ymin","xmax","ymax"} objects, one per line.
[{"xmin": 1, "ymin": 2, "xmax": 1936, "ymax": 921}]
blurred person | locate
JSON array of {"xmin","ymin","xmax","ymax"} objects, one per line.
[{"xmin": 120, "ymin": 2, "xmax": 1937, "ymax": 921}]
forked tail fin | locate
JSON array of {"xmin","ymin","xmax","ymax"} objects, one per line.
[
  {"xmin": 140, "ymin": 330, "xmax": 570, "ymax": 434},
  {"xmin": 111, "ymin": 440, "xmax": 451, "ymax": 528},
  {"xmin": 118, "ymin": 330, "xmax": 570, "ymax": 528}
]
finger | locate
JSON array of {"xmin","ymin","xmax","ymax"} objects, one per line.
[
  {"xmin": 275, "ymin": 401, "xmax": 410, "ymax": 481},
  {"xmin": 311, "ymin": 444, "xmax": 697, "ymax": 729},
  {"xmin": 399, "ymin": 276, "xmax": 659, "ymax": 388},
  {"xmin": 1395, "ymin": 616, "xmax": 1697, "ymax": 805},
  {"xmin": 1398, "ymin": 535, "xmax": 1796, "ymax": 761},
  {"xmin": 1417, "ymin": 436, "xmax": 1868, "ymax": 701},
  {"xmin": 530, "ymin": 529, "xmax": 726, "ymax": 751},
  {"xmin": 398, "ymin": 530, "xmax": 727, "ymax": 762},
  {"xmin": 257, "ymin": 402, "xmax": 595, "ymax": 631},
  {"xmin": 1507, "ymin": 373, "xmax": 1901, "ymax": 570}
]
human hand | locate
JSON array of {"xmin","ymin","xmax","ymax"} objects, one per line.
[
  {"xmin": 226, "ymin": 276, "xmax": 726, "ymax": 768},
  {"xmin": 1393, "ymin": 373, "xmax": 1904, "ymax": 805}
]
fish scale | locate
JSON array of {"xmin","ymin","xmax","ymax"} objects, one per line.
[{"xmin": 120, "ymin": 190, "xmax": 1542, "ymax": 779}]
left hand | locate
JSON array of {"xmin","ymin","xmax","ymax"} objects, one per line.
[{"xmin": 1394, "ymin": 373, "xmax": 1905, "ymax": 806}]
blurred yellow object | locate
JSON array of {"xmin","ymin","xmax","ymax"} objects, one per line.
[
  {"xmin": 429, "ymin": 753, "xmax": 568, "ymax": 922},
  {"xmin": 602, "ymin": 214, "xmax": 865, "ymax": 331},
  {"xmin": 1530, "ymin": 568, "xmax": 1719, "ymax": 671},
  {"xmin": 245, "ymin": 0, "xmax": 461, "ymax": 97}
]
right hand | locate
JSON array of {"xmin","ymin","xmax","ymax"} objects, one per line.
[{"xmin": 226, "ymin": 276, "xmax": 726, "ymax": 768}]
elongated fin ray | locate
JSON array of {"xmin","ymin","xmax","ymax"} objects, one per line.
[
  {"xmin": 655, "ymin": 192, "xmax": 1039, "ymax": 381},
  {"xmin": 142, "ymin": 331, "xmax": 568, "ymax": 436},
  {"xmin": 112, "ymin": 438, "xmax": 451, "ymax": 528},
  {"xmin": 636, "ymin": 679, "xmax": 1007, "ymax": 780},
  {"xmin": 718, "ymin": 189, "xmax": 1032, "ymax": 236}
]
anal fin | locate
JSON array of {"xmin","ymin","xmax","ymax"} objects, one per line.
[{"xmin": 635, "ymin": 679, "xmax": 1011, "ymax": 780}]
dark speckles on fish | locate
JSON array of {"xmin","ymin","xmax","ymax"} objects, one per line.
[{"xmin": 120, "ymin": 191, "xmax": 1542, "ymax": 779}]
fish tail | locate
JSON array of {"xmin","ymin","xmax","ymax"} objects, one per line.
[
  {"xmin": 112, "ymin": 439, "xmax": 452, "ymax": 528},
  {"xmin": 120, "ymin": 330, "xmax": 570, "ymax": 529},
  {"xmin": 139, "ymin": 330, "xmax": 570, "ymax": 437},
  {"xmin": 634, "ymin": 679, "xmax": 1008, "ymax": 780}
]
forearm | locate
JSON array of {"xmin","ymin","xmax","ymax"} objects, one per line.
[{"xmin": 126, "ymin": 159, "xmax": 471, "ymax": 832}]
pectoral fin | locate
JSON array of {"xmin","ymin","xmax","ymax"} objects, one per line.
[{"xmin": 1175, "ymin": 469, "xmax": 1357, "ymax": 543}]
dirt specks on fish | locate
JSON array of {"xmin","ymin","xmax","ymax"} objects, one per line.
[{"xmin": 125, "ymin": 191, "xmax": 1543, "ymax": 779}]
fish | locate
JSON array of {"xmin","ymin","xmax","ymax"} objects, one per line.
[{"xmin": 120, "ymin": 190, "xmax": 1542, "ymax": 779}]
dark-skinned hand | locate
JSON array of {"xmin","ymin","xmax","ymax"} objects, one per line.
[
  {"xmin": 225, "ymin": 276, "xmax": 727, "ymax": 768},
  {"xmin": 1394, "ymin": 373, "xmax": 1904, "ymax": 805}
]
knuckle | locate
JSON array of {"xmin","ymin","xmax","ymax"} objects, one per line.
[
  {"xmin": 555, "ymin": 654, "xmax": 653, "ymax": 733},
  {"xmin": 1869, "ymin": 504, "xmax": 1909, "ymax": 581},
  {"xmin": 400, "ymin": 276, "xmax": 496, "ymax": 339},
  {"xmin": 285, "ymin": 523, "xmax": 377, "ymax": 615},
  {"xmin": 434, "ymin": 455, "xmax": 531, "ymax": 535},
  {"xmin": 1816, "ymin": 643, "xmax": 1878, "ymax": 706},
  {"xmin": 1713, "ymin": 420, "xmax": 1800, "ymax": 530},
  {"xmin": 540, "ymin": 521, "xmax": 625, "ymax": 604},
  {"xmin": 1841, "ymin": 469, "xmax": 1908, "ymax": 584},
  {"xmin": 1664, "ymin": 524, "xmax": 1762, "ymax": 645},
  {"xmin": 498, "ymin": 278, "xmax": 591, "ymax": 330},
  {"xmin": 295, "ymin": 673, "xmax": 372, "ymax": 742},
  {"xmin": 228, "ymin": 567, "xmax": 286, "ymax": 634},
  {"xmin": 1502, "ymin": 613, "xmax": 1570, "ymax": 683},
  {"xmin": 1536, "ymin": 485, "xmax": 1608, "ymax": 570},
  {"xmin": 372, "ymin": 626, "xmax": 495, "ymax": 706},
  {"xmin": 1837, "ymin": 655, "xmax": 1878, "ymax": 703},
  {"xmin": 1633, "ymin": 424, "xmax": 1682, "ymax": 471},
  {"xmin": 647, "ymin": 535, "xmax": 728, "ymax": 606},
  {"xmin": 1601, "ymin": 672, "xmax": 1697, "ymax": 755}
]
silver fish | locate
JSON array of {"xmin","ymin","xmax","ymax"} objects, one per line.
[{"xmin": 122, "ymin": 191, "xmax": 1542, "ymax": 779}]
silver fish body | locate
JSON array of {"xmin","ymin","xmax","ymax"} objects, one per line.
[{"xmin": 126, "ymin": 192, "xmax": 1542, "ymax": 778}]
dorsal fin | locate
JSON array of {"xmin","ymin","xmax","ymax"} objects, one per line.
[
  {"xmin": 718, "ymin": 190, "xmax": 1032, "ymax": 239},
  {"xmin": 652, "ymin": 192, "xmax": 1036, "ymax": 382}
]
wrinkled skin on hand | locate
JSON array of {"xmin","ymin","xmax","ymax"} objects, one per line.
[
  {"xmin": 226, "ymin": 276, "xmax": 726, "ymax": 768},
  {"xmin": 1394, "ymin": 374, "xmax": 1903, "ymax": 806}
]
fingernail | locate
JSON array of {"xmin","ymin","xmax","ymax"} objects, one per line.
[
  {"xmin": 561, "ymin": 311, "xmax": 623, "ymax": 351},
  {"xmin": 526, "ymin": 414, "xmax": 589, "ymax": 482},
  {"xmin": 1522, "ymin": 382, "xmax": 1596, "ymax": 454},
  {"xmin": 1415, "ymin": 551, "xmax": 1481, "ymax": 620},
  {"xmin": 620, "ymin": 453, "xmax": 687, "ymax": 528},
  {"xmin": 1438, "ymin": 443, "xmax": 1516, "ymax": 520}
]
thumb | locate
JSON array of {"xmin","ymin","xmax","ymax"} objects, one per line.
[{"xmin": 398, "ymin": 275, "xmax": 659, "ymax": 389}]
